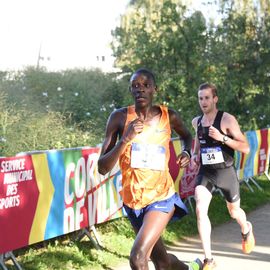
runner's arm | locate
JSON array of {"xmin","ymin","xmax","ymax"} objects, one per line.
[
  {"xmin": 98, "ymin": 111, "xmax": 127, "ymax": 175},
  {"xmin": 98, "ymin": 110, "xmax": 144, "ymax": 175},
  {"xmin": 169, "ymin": 108, "xmax": 192, "ymax": 167},
  {"xmin": 209, "ymin": 113, "xmax": 250, "ymax": 154},
  {"xmin": 191, "ymin": 117, "xmax": 201, "ymax": 165}
]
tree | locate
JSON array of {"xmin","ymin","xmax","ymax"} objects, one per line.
[
  {"xmin": 112, "ymin": 0, "xmax": 211, "ymax": 130},
  {"xmin": 112, "ymin": 0, "xmax": 270, "ymax": 131},
  {"xmin": 208, "ymin": 0, "xmax": 270, "ymax": 129}
]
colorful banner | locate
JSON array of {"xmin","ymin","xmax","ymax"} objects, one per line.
[
  {"xmin": 234, "ymin": 128, "xmax": 270, "ymax": 179},
  {"xmin": 0, "ymin": 147, "xmax": 124, "ymax": 254},
  {"xmin": 0, "ymin": 129, "xmax": 269, "ymax": 254},
  {"xmin": 169, "ymin": 139, "xmax": 199, "ymax": 199},
  {"xmin": 0, "ymin": 155, "xmax": 38, "ymax": 254}
]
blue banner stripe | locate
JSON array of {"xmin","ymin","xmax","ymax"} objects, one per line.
[
  {"xmin": 244, "ymin": 131, "xmax": 258, "ymax": 178},
  {"xmin": 45, "ymin": 151, "xmax": 65, "ymax": 238},
  {"xmin": 234, "ymin": 150, "xmax": 241, "ymax": 171}
]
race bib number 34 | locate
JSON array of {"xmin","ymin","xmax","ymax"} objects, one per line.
[
  {"xmin": 201, "ymin": 147, "xmax": 224, "ymax": 165},
  {"xmin": 131, "ymin": 143, "xmax": 166, "ymax": 171}
]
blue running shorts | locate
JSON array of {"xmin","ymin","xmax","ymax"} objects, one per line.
[{"xmin": 123, "ymin": 193, "xmax": 188, "ymax": 230}]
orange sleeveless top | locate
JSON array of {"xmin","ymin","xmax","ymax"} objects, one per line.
[{"xmin": 119, "ymin": 105, "xmax": 175, "ymax": 209}]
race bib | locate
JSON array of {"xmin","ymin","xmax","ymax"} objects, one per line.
[
  {"xmin": 130, "ymin": 143, "xmax": 165, "ymax": 171},
  {"xmin": 201, "ymin": 147, "xmax": 224, "ymax": 165}
]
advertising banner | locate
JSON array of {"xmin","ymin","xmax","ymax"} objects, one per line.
[
  {"xmin": 0, "ymin": 147, "xmax": 124, "ymax": 254},
  {"xmin": 169, "ymin": 139, "xmax": 199, "ymax": 199},
  {"xmin": 234, "ymin": 128, "xmax": 270, "ymax": 179},
  {"xmin": 0, "ymin": 155, "xmax": 38, "ymax": 254}
]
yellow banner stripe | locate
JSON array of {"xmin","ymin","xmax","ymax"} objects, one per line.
[
  {"xmin": 29, "ymin": 153, "xmax": 54, "ymax": 244},
  {"xmin": 172, "ymin": 140, "xmax": 184, "ymax": 191}
]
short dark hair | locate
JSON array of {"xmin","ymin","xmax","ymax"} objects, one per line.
[
  {"xmin": 198, "ymin": 83, "xmax": 217, "ymax": 97},
  {"xmin": 130, "ymin": 68, "xmax": 156, "ymax": 85}
]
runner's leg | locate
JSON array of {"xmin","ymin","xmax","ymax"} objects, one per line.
[
  {"xmin": 150, "ymin": 237, "xmax": 188, "ymax": 270},
  {"xmin": 195, "ymin": 185, "xmax": 213, "ymax": 260},
  {"xmin": 226, "ymin": 199, "xmax": 249, "ymax": 234},
  {"xmin": 129, "ymin": 208, "xmax": 189, "ymax": 270},
  {"xmin": 226, "ymin": 199, "xmax": 255, "ymax": 253}
]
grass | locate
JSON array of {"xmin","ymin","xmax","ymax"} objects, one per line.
[{"xmin": 5, "ymin": 176, "xmax": 270, "ymax": 270}]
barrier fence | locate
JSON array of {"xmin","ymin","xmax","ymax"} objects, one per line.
[
  {"xmin": 234, "ymin": 128, "xmax": 270, "ymax": 189},
  {"xmin": 0, "ymin": 147, "xmax": 124, "ymax": 256},
  {"xmin": 0, "ymin": 128, "xmax": 269, "ymax": 268}
]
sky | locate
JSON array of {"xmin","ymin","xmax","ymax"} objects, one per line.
[
  {"xmin": 0, "ymin": 0, "xmax": 129, "ymax": 71},
  {"xmin": 0, "ymin": 0, "xmax": 218, "ymax": 72}
]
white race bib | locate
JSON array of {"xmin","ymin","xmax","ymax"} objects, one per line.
[
  {"xmin": 201, "ymin": 147, "xmax": 224, "ymax": 165},
  {"xmin": 130, "ymin": 143, "xmax": 166, "ymax": 171}
]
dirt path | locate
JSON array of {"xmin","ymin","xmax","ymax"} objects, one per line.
[{"xmin": 113, "ymin": 203, "xmax": 270, "ymax": 270}]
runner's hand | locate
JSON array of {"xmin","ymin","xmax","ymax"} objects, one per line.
[
  {"xmin": 122, "ymin": 118, "xmax": 144, "ymax": 143},
  {"xmin": 176, "ymin": 152, "xmax": 190, "ymax": 168},
  {"xmin": 209, "ymin": 125, "xmax": 223, "ymax": 141}
]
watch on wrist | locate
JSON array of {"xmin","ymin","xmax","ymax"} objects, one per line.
[
  {"xmin": 182, "ymin": 149, "xmax": 191, "ymax": 159},
  {"xmin": 222, "ymin": 135, "xmax": 229, "ymax": 144}
]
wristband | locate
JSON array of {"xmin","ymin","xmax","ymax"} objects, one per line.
[{"xmin": 182, "ymin": 150, "xmax": 191, "ymax": 159}]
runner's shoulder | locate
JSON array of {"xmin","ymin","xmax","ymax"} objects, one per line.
[
  {"xmin": 109, "ymin": 107, "xmax": 128, "ymax": 121},
  {"xmin": 222, "ymin": 111, "xmax": 237, "ymax": 124},
  {"xmin": 106, "ymin": 108, "xmax": 128, "ymax": 130},
  {"xmin": 191, "ymin": 116, "xmax": 201, "ymax": 128}
]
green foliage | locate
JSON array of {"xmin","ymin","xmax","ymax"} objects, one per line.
[
  {"xmin": 208, "ymin": 9, "xmax": 270, "ymax": 129},
  {"xmin": 111, "ymin": 0, "xmax": 212, "ymax": 131},
  {"xmin": 0, "ymin": 92, "xmax": 96, "ymax": 156},
  {"xmin": 0, "ymin": 67, "xmax": 134, "ymax": 155},
  {"xmin": 112, "ymin": 0, "xmax": 208, "ymax": 81},
  {"xmin": 112, "ymin": 0, "xmax": 270, "ymax": 131},
  {"xmin": 16, "ymin": 67, "xmax": 130, "ymax": 137}
]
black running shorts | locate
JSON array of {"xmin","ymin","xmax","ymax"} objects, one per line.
[{"xmin": 196, "ymin": 165, "xmax": 240, "ymax": 203}]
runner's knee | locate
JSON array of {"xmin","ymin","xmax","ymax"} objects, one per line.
[
  {"xmin": 130, "ymin": 248, "xmax": 148, "ymax": 269},
  {"xmin": 196, "ymin": 202, "xmax": 208, "ymax": 219}
]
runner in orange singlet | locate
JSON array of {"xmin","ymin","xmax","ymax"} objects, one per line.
[{"xmin": 98, "ymin": 68, "xmax": 202, "ymax": 270}]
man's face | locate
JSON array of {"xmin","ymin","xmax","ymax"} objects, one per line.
[
  {"xmin": 198, "ymin": 87, "xmax": 218, "ymax": 114},
  {"xmin": 129, "ymin": 73, "xmax": 156, "ymax": 107}
]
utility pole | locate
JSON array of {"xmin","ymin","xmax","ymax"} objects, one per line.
[{"xmin": 36, "ymin": 42, "xmax": 42, "ymax": 69}]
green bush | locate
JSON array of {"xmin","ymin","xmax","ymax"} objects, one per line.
[{"xmin": 0, "ymin": 92, "xmax": 98, "ymax": 157}]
